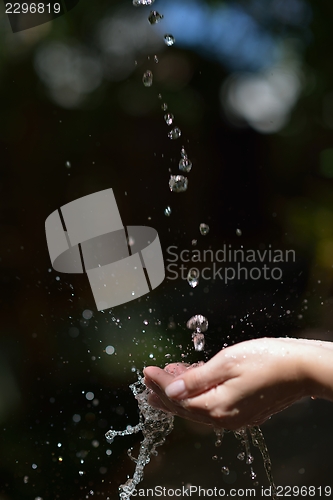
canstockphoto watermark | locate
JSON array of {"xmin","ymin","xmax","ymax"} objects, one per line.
[
  {"xmin": 45, "ymin": 188, "xmax": 165, "ymax": 310},
  {"xmin": 166, "ymin": 245, "xmax": 296, "ymax": 283}
]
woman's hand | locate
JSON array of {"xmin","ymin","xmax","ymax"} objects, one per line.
[{"xmin": 144, "ymin": 337, "xmax": 332, "ymax": 430}]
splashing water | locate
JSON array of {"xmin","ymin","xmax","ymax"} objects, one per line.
[
  {"xmin": 232, "ymin": 427, "xmax": 276, "ymax": 498},
  {"xmin": 105, "ymin": 373, "xmax": 174, "ymax": 500},
  {"xmin": 249, "ymin": 426, "xmax": 277, "ymax": 499},
  {"xmin": 106, "ymin": 373, "xmax": 276, "ymax": 500}
]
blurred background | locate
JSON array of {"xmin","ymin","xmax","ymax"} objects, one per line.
[{"xmin": 1, "ymin": 0, "xmax": 333, "ymax": 498}]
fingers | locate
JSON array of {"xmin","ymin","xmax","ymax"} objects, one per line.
[
  {"xmin": 144, "ymin": 356, "xmax": 229, "ymax": 402},
  {"xmin": 162, "ymin": 354, "xmax": 232, "ymax": 401}
]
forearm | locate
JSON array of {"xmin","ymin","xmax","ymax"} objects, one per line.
[{"xmin": 295, "ymin": 340, "xmax": 333, "ymax": 401}]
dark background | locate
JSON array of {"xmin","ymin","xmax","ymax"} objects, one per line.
[{"xmin": 1, "ymin": 0, "xmax": 333, "ymax": 498}]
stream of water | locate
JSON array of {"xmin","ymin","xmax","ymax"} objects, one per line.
[
  {"xmin": 105, "ymin": 2, "xmax": 277, "ymax": 499},
  {"xmin": 105, "ymin": 372, "xmax": 277, "ymax": 500}
]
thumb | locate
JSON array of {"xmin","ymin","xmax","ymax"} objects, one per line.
[{"xmin": 165, "ymin": 358, "xmax": 227, "ymax": 400}]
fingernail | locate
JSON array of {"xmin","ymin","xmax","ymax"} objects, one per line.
[{"xmin": 165, "ymin": 379, "xmax": 186, "ymax": 399}]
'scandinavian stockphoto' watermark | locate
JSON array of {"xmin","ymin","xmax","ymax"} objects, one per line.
[{"xmin": 166, "ymin": 245, "xmax": 296, "ymax": 283}]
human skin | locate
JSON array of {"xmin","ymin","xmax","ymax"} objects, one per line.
[{"xmin": 143, "ymin": 337, "xmax": 333, "ymax": 430}]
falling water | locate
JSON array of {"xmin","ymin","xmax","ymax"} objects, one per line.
[
  {"xmin": 186, "ymin": 314, "xmax": 208, "ymax": 351},
  {"xmin": 106, "ymin": 373, "xmax": 277, "ymax": 500},
  {"xmin": 105, "ymin": 373, "xmax": 174, "ymax": 500},
  {"xmin": 107, "ymin": 2, "xmax": 278, "ymax": 499}
]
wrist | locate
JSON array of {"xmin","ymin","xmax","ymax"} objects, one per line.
[{"xmin": 298, "ymin": 343, "xmax": 333, "ymax": 401}]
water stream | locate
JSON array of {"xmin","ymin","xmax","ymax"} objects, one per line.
[
  {"xmin": 106, "ymin": 372, "xmax": 277, "ymax": 500},
  {"xmin": 105, "ymin": 2, "xmax": 277, "ymax": 499}
]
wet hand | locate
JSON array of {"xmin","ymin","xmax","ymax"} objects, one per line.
[{"xmin": 144, "ymin": 337, "xmax": 322, "ymax": 430}]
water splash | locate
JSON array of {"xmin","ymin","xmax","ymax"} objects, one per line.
[
  {"xmin": 249, "ymin": 426, "xmax": 277, "ymax": 499},
  {"xmin": 233, "ymin": 427, "xmax": 277, "ymax": 499},
  {"xmin": 107, "ymin": 374, "xmax": 277, "ymax": 500},
  {"xmin": 105, "ymin": 373, "xmax": 174, "ymax": 500}
]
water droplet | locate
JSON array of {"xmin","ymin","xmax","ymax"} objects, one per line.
[
  {"xmin": 142, "ymin": 70, "xmax": 153, "ymax": 87},
  {"xmin": 168, "ymin": 127, "xmax": 181, "ymax": 140},
  {"xmin": 246, "ymin": 455, "xmax": 254, "ymax": 465},
  {"xmin": 221, "ymin": 466, "xmax": 230, "ymax": 475},
  {"xmin": 237, "ymin": 452, "xmax": 245, "ymax": 461},
  {"xmin": 169, "ymin": 175, "xmax": 188, "ymax": 193},
  {"xmin": 143, "ymin": 320, "xmax": 149, "ymax": 326},
  {"xmin": 200, "ymin": 223, "xmax": 209, "ymax": 235},
  {"xmin": 65, "ymin": 161, "xmax": 71, "ymax": 168},
  {"xmin": 164, "ymin": 206, "xmax": 172, "ymax": 216},
  {"xmin": 23, "ymin": 476, "xmax": 29, "ymax": 484},
  {"xmin": 154, "ymin": 55, "xmax": 159, "ymax": 63},
  {"xmin": 193, "ymin": 333, "xmax": 205, "ymax": 351},
  {"xmin": 236, "ymin": 228, "xmax": 242, "ymax": 236},
  {"xmin": 179, "ymin": 157, "xmax": 192, "ymax": 172},
  {"xmin": 186, "ymin": 314, "xmax": 208, "ymax": 332},
  {"xmin": 164, "ymin": 113, "xmax": 174, "ymax": 125},
  {"xmin": 181, "ymin": 146, "xmax": 187, "ymax": 157},
  {"xmin": 164, "ymin": 34, "xmax": 175, "ymax": 46},
  {"xmin": 215, "ymin": 440, "xmax": 222, "ymax": 448},
  {"xmin": 161, "ymin": 103, "xmax": 168, "ymax": 111},
  {"xmin": 133, "ymin": 0, "xmax": 155, "ymax": 6},
  {"xmin": 191, "ymin": 239, "xmax": 197, "ymax": 246},
  {"xmin": 187, "ymin": 268, "xmax": 199, "ymax": 288},
  {"xmin": 148, "ymin": 10, "xmax": 163, "ymax": 24},
  {"xmin": 212, "ymin": 455, "xmax": 218, "ymax": 460},
  {"xmin": 251, "ymin": 470, "xmax": 257, "ymax": 479}
]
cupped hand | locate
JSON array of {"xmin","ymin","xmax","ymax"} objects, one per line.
[{"xmin": 144, "ymin": 337, "xmax": 321, "ymax": 430}]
